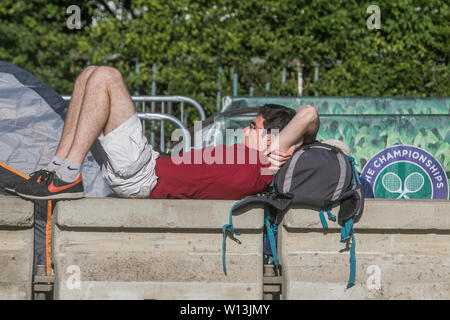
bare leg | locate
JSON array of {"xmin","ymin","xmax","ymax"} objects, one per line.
[
  {"xmin": 65, "ymin": 66, "xmax": 136, "ymax": 164},
  {"xmin": 54, "ymin": 66, "xmax": 98, "ymax": 159}
]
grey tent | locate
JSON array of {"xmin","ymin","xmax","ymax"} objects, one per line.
[{"xmin": 0, "ymin": 61, "xmax": 113, "ymax": 197}]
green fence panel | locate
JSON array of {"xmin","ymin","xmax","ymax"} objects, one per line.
[
  {"xmin": 222, "ymin": 96, "xmax": 450, "ymax": 115},
  {"xmin": 216, "ymin": 96, "xmax": 449, "ymax": 199}
]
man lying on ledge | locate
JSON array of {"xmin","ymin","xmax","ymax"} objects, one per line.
[{"xmin": 13, "ymin": 66, "xmax": 319, "ymax": 200}]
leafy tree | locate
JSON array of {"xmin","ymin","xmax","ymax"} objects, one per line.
[{"xmin": 1, "ymin": 0, "xmax": 448, "ymax": 119}]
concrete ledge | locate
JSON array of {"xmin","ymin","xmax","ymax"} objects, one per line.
[
  {"xmin": 55, "ymin": 198, "xmax": 264, "ymax": 230},
  {"xmin": 0, "ymin": 196, "xmax": 34, "ymax": 228},
  {"xmin": 53, "ymin": 199, "xmax": 264, "ymax": 300},
  {"xmin": 279, "ymin": 199, "xmax": 450, "ymax": 300},
  {"xmin": 0, "ymin": 196, "xmax": 34, "ymax": 300},
  {"xmin": 283, "ymin": 199, "xmax": 450, "ymax": 231}
]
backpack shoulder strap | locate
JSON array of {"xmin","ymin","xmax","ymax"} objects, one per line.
[
  {"xmin": 264, "ymin": 205, "xmax": 279, "ymax": 269},
  {"xmin": 340, "ymin": 218, "xmax": 356, "ymax": 289},
  {"xmin": 222, "ymin": 199, "xmax": 244, "ymax": 275}
]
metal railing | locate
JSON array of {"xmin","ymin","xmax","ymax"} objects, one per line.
[
  {"xmin": 138, "ymin": 113, "xmax": 191, "ymax": 153},
  {"xmin": 61, "ymin": 95, "xmax": 205, "ymax": 152},
  {"xmin": 131, "ymin": 95, "xmax": 206, "ymax": 121}
]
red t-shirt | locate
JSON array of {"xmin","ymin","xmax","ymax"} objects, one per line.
[{"xmin": 149, "ymin": 144, "xmax": 274, "ymax": 199}]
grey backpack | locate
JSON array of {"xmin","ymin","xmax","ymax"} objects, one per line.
[{"xmin": 223, "ymin": 142, "xmax": 364, "ymax": 288}]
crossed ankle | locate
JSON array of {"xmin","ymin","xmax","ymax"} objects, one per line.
[
  {"xmin": 47, "ymin": 156, "xmax": 64, "ymax": 171},
  {"xmin": 55, "ymin": 158, "xmax": 81, "ymax": 183}
]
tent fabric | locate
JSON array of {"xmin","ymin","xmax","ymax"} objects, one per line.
[{"xmin": 0, "ymin": 61, "xmax": 113, "ymax": 197}]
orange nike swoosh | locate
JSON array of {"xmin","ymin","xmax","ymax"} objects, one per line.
[{"xmin": 48, "ymin": 175, "xmax": 82, "ymax": 193}]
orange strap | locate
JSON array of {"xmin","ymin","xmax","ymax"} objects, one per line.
[
  {"xmin": 46, "ymin": 200, "xmax": 52, "ymax": 277},
  {"xmin": 0, "ymin": 162, "xmax": 29, "ymax": 180}
]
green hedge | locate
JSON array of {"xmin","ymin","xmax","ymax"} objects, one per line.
[{"xmin": 1, "ymin": 0, "xmax": 449, "ymax": 119}]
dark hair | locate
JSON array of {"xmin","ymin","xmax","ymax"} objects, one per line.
[{"xmin": 258, "ymin": 104, "xmax": 297, "ymax": 132}]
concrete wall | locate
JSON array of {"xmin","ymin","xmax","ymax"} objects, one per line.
[
  {"xmin": 52, "ymin": 199, "xmax": 264, "ymax": 300},
  {"xmin": 279, "ymin": 199, "xmax": 450, "ymax": 299},
  {"xmin": 0, "ymin": 196, "xmax": 34, "ymax": 300},
  {"xmin": 0, "ymin": 195, "xmax": 449, "ymax": 300}
]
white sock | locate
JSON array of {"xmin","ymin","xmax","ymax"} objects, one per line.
[
  {"xmin": 55, "ymin": 159, "xmax": 81, "ymax": 183},
  {"xmin": 47, "ymin": 156, "xmax": 64, "ymax": 171}
]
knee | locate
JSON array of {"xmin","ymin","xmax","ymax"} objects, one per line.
[
  {"xmin": 76, "ymin": 65, "xmax": 98, "ymax": 84},
  {"xmin": 84, "ymin": 65, "xmax": 98, "ymax": 74},
  {"xmin": 91, "ymin": 66, "xmax": 123, "ymax": 84}
]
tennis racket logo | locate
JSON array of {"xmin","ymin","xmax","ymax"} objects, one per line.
[
  {"xmin": 381, "ymin": 172, "xmax": 425, "ymax": 199},
  {"xmin": 362, "ymin": 145, "xmax": 448, "ymax": 200}
]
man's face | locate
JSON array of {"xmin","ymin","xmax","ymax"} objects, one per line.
[{"xmin": 243, "ymin": 115, "xmax": 271, "ymax": 151}]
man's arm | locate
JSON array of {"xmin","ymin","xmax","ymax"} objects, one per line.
[{"xmin": 269, "ymin": 105, "xmax": 319, "ymax": 154}]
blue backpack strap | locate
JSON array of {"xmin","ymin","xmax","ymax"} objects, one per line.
[
  {"xmin": 340, "ymin": 155, "xmax": 359, "ymax": 288},
  {"xmin": 344, "ymin": 155, "xmax": 362, "ymax": 187},
  {"xmin": 318, "ymin": 209, "xmax": 328, "ymax": 229},
  {"xmin": 326, "ymin": 208, "xmax": 336, "ymax": 222},
  {"xmin": 318, "ymin": 207, "xmax": 336, "ymax": 230},
  {"xmin": 264, "ymin": 205, "xmax": 279, "ymax": 267},
  {"xmin": 320, "ymin": 208, "xmax": 356, "ymax": 288},
  {"xmin": 340, "ymin": 218, "xmax": 356, "ymax": 289},
  {"xmin": 222, "ymin": 199, "xmax": 244, "ymax": 275}
]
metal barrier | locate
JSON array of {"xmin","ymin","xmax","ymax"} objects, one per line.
[
  {"xmin": 138, "ymin": 113, "xmax": 191, "ymax": 152},
  {"xmin": 131, "ymin": 95, "xmax": 206, "ymax": 121},
  {"xmin": 61, "ymin": 95, "xmax": 203, "ymax": 152}
]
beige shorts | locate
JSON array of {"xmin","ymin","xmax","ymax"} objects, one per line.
[{"xmin": 97, "ymin": 113, "xmax": 159, "ymax": 198}]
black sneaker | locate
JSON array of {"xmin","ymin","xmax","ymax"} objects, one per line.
[
  {"xmin": 0, "ymin": 175, "xmax": 23, "ymax": 194},
  {"xmin": 3, "ymin": 169, "xmax": 54, "ymax": 194},
  {"xmin": 15, "ymin": 170, "xmax": 85, "ymax": 200}
]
